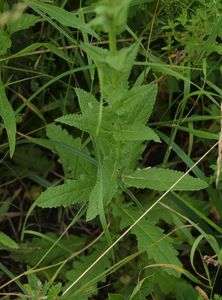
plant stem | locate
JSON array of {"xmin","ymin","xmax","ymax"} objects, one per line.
[{"xmin": 109, "ymin": 21, "xmax": 117, "ymax": 54}]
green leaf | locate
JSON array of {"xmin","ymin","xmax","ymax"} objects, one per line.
[
  {"xmin": 133, "ymin": 220, "xmax": 182, "ymax": 276},
  {"xmin": 176, "ymin": 125, "xmax": 219, "ymax": 140},
  {"xmin": 113, "ymin": 124, "xmax": 160, "ymax": 142},
  {"xmin": 82, "ymin": 43, "xmax": 139, "ymax": 102},
  {"xmin": 116, "ymin": 84, "xmax": 158, "ymax": 124},
  {"xmin": 6, "ymin": 42, "xmax": 72, "ymax": 63},
  {"xmin": 91, "ymin": 0, "xmax": 133, "ymax": 34},
  {"xmin": 87, "ymin": 155, "xmax": 119, "ymax": 221},
  {"xmin": 37, "ymin": 178, "xmax": 94, "ymax": 208},
  {"xmin": 129, "ymin": 277, "xmax": 152, "ymax": 300},
  {"xmin": 7, "ymin": 13, "xmax": 41, "ymax": 34},
  {"xmin": 46, "ymin": 124, "xmax": 96, "ymax": 178},
  {"xmin": 0, "ymin": 30, "xmax": 11, "ymax": 55},
  {"xmin": 27, "ymin": 1, "xmax": 98, "ymax": 38},
  {"xmin": 56, "ymin": 107, "xmax": 113, "ymax": 137},
  {"xmin": 123, "ymin": 167, "xmax": 208, "ymax": 191},
  {"xmin": 0, "ymin": 232, "xmax": 19, "ymax": 249},
  {"xmin": 119, "ymin": 205, "xmax": 182, "ymax": 277},
  {"xmin": 75, "ymin": 88, "xmax": 99, "ymax": 113},
  {"xmin": 0, "ymin": 79, "xmax": 16, "ymax": 157}
]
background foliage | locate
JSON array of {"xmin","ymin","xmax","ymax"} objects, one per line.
[{"xmin": 0, "ymin": 0, "xmax": 222, "ymax": 299}]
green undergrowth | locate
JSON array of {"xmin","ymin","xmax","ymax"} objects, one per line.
[{"xmin": 0, "ymin": 0, "xmax": 222, "ymax": 299}]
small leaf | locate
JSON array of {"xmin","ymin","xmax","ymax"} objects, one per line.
[
  {"xmin": 91, "ymin": 0, "xmax": 133, "ymax": 34},
  {"xmin": 0, "ymin": 79, "xmax": 16, "ymax": 157},
  {"xmin": 75, "ymin": 88, "xmax": 99, "ymax": 113},
  {"xmin": 7, "ymin": 13, "xmax": 41, "ymax": 34},
  {"xmin": 37, "ymin": 178, "xmax": 94, "ymax": 208},
  {"xmin": 0, "ymin": 232, "xmax": 18, "ymax": 249},
  {"xmin": 123, "ymin": 167, "xmax": 208, "ymax": 191}
]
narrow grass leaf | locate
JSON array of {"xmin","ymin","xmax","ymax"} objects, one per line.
[
  {"xmin": 27, "ymin": 1, "xmax": 98, "ymax": 38},
  {"xmin": 0, "ymin": 79, "xmax": 16, "ymax": 157}
]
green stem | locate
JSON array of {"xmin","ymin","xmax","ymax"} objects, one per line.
[{"xmin": 109, "ymin": 21, "xmax": 117, "ymax": 54}]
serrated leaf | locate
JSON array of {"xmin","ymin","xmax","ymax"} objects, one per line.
[
  {"xmin": 116, "ymin": 84, "xmax": 158, "ymax": 124},
  {"xmin": 75, "ymin": 88, "xmax": 99, "ymax": 113},
  {"xmin": 0, "ymin": 232, "xmax": 18, "ymax": 249},
  {"xmin": 0, "ymin": 30, "xmax": 11, "ymax": 55},
  {"xmin": 123, "ymin": 167, "xmax": 208, "ymax": 191},
  {"xmin": 82, "ymin": 43, "xmax": 139, "ymax": 102},
  {"xmin": 0, "ymin": 79, "xmax": 16, "ymax": 157},
  {"xmin": 56, "ymin": 107, "xmax": 113, "ymax": 137},
  {"xmin": 27, "ymin": 1, "xmax": 98, "ymax": 38},
  {"xmin": 37, "ymin": 178, "xmax": 94, "ymax": 208},
  {"xmin": 133, "ymin": 220, "xmax": 181, "ymax": 276},
  {"xmin": 113, "ymin": 123, "xmax": 160, "ymax": 142},
  {"xmin": 7, "ymin": 13, "xmax": 41, "ymax": 34},
  {"xmin": 119, "ymin": 206, "xmax": 182, "ymax": 277}
]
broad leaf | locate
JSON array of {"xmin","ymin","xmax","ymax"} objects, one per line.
[
  {"xmin": 37, "ymin": 178, "xmax": 94, "ymax": 208},
  {"xmin": 123, "ymin": 167, "xmax": 208, "ymax": 191},
  {"xmin": 0, "ymin": 79, "xmax": 16, "ymax": 157},
  {"xmin": 56, "ymin": 107, "xmax": 113, "ymax": 137},
  {"xmin": 113, "ymin": 123, "xmax": 160, "ymax": 142},
  {"xmin": 116, "ymin": 84, "xmax": 158, "ymax": 124},
  {"xmin": 82, "ymin": 43, "xmax": 139, "ymax": 102}
]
